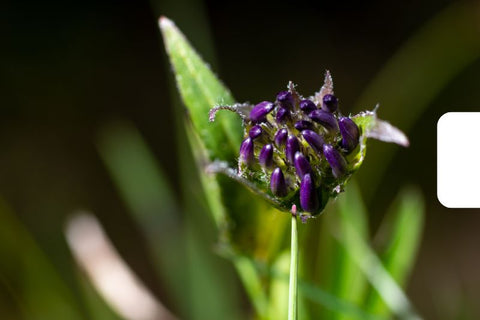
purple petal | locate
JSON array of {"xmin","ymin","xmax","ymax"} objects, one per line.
[
  {"xmin": 338, "ymin": 117, "xmax": 360, "ymax": 151},
  {"xmin": 259, "ymin": 144, "xmax": 274, "ymax": 168},
  {"xmin": 274, "ymin": 128, "xmax": 288, "ymax": 147},
  {"xmin": 249, "ymin": 101, "xmax": 274, "ymax": 123},
  {"xmin": 301, "ymin": 130, "xmax": 324, "ymax": 153},
  {"xmin": 270, "ymin": 167, "xmax": 287, "ymax": 197},
  {"xmin": 294, "ymin": 152, "xmax": 312, "ymax": 178},
  {"xmin": 239, "ymin": 138, "xmax": 255, "ymax": 166},
  {"xmin": 276, "ymin": 91, "xmax": 294, "ymax": 110},
  {"xmin": 300, "ymin": 173, "xmax": 319, "ymax": 212},
  {"xmin": 322, "ymin": 94, "xmax": 338, "ymax": 113},
  {"xmin": 309, "ymin": 109, "xmax": 338, "ymax": 131},
  {"xmin": 286, "ymin": 135, "xmax": 300, "ymax": 164},
  {"xmin": 276, "ymin": 107, "xmax": 290, "ymax": 123},
  {"xmin": 323, "ymin": 144, "xmax": 347, "ymax": 178},
  {"xmin": 300, "ymin": 99, "xmax": 317, "ymax": 113},
  {"xmin": 249, "ymin": 125, "xmax": 263, "ymax": 139},
  {"xmin": 294, "ymin": 120, "xmax": 314, "ymax": 131}
]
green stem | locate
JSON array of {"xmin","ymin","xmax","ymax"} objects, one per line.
[{"xmin": 288, "ymin": 213, "xmax": 298, "ymax": 320}]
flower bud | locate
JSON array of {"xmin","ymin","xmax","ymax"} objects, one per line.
[
  {"xmin": 294, "ymin": 120, "xmax": 314, "ymax": 131},
  {"xmin": 338, "ymin": 117, "xmax": 360, "ymax": 152},
  {"xmin": 322, "ymin": 94, "xmax": 338, "ymax": 112},
  {"xmin": 309, "ymin": 109, "xmax": 338, "ymax": 131},
  {"xmin": 249, "ymin": 125, "xmax": 263, "ymax": 139},
  {"xmin": 249, "ymin": 101, "xmax": 274, "ymax": 123},
  {"xmin": 323, "ymin": 144, "xmax": 347, "ymax": 178},
  {"xmin": 300, "ymin": 99, "xmax": 317, "ymax": 113},
  {"xmin": 240, "ymin": 137, "xmax": 255, "ymax": 166},
  {"xmin": 300, "ymin": 173, "xmax": 319, "ymax": 212},
  {"xmin": 294, "ymin": 152, "xmax": 312, "ymax": 178},
  {"xmin": 259, "ymin": 144, "xmax": 274, "ymax": 168},
  {"xmin": 274, "ymin": 128, "xmax": 288, "ymax": 147},
  {"xmin": 301, "ymin": 130, "xmax": 324, "ymax": 153},
  {"xmin": 270, "ymin": 167, "xmax": 287, "ymax": 197},
  {"xmin": 286, "ymin": 135, "xmax": 300, "ymax": 164},
  {"xmin": 276, "ymin": 91, "xmax": 294, "ymax": 109},
  {"xmin": 276, "ymin": 107, "xmax": 290, "ymax": 123}
]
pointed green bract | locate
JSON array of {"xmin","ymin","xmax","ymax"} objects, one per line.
[{"xmin": 160, "ymin": 17, "xmax": 243, "ymax": 163}]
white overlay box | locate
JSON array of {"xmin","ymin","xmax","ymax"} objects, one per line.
[{"xmin": 438, "ymin": 112, "xmax": 480, "ymax": 208}]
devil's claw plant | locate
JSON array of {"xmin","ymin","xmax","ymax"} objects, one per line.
[{"xmin": 209, "ymin": 72, "xmax": 409, "ymax": 221}]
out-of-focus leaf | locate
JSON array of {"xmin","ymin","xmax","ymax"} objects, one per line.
[
  {"xmin": 269, "ymin": 252, "xmax": 290, "ymax": 320},
  {"xmin": 265, "ymin": 257, "xmax": 384, "ymax": 320},
  {"xmin": 356, "ymin": 2, "xmax": 480, "ymax": 194},
  {"xmin": 0, "ymin": 199, "xmax": 84, "ymax": 319},
  {"xmin": 76, "ymin": 272, "xmax": 121, "ymax": 320},
  {"xmin": 159, "ymin": 16, "xmax": 243, "ymax": 163},
  {"xmin": 336, "ymin": 197, "xmax": 421, "ymax": 320},
  {"xmin": 365, "ymin": 187, "xmax": 425, "ymax": 316},
  {"xmin": 322, "ymin": 182, "xmax": 369, "ymax": 320},
  {"xmin": 96, "ymin": 121, "xmax": 184, "ymax": 306}
]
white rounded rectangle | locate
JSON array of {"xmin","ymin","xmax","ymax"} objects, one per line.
[{"xmin": 437, "ymin": 112, "xmax": 480, "ymax": 208}]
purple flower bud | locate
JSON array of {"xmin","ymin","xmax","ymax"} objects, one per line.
[
  {"xmin": 300, "ymin": 173, "xmax": 319, "ymax": 212},
  {"xmin": 274, "ymin": 128, "xmax": 288, "ymax": 147},
  {"xmin": 249, "ymin": 101, "xmax": 274, "ymax": 123},
  {"xmin": 338, "ymin": 117, "xmax": 360, "ymax": 151},
  {"xmin": 301, "ymin": 130, "xmax": 324, "ymax": 153},
  {"xmin": 294, "ymin": 152, "xmax": 312, "ymax": 178},
  {"xmin": 294, "ymin": 120, "xmax": 314, "ymax": 131},
  {"xmin": 270, "ymin": 167, "xmax": 287, "ymax": 197},
  {"xmin": 286, "ymin": 135, "xmax": 300, "ymax": 164},
  {"xmin": 249, "ymin": 125, "xmax": 263, "ymax": 139},
  {"xmin": 276, "ymin": 107, "xmax": 290, "ymax": 123},
  {"xmin": 322, "ymin": 94, "xmax": 338, "ymax": 112},
  {"xmin": 240, "ymin": 138, "xmax": 255, "ymax": 166},
  {"xmin": 300, "ymin": 99, "xmax": 317, "ymax": 113},
  {"xmin": 276, "ymin": 91, "xmax": 294, "ymax": 109},
  {"xmin": 323, "ymin": 144, "xmax": 347, "ymax": 178},
  {"xmin": 309, "ymin": 109, "xmax": 338, "ymax": 131},
  {"xmin": 259, "ymin": 144, "xmax": 274, "ymax": 168}
]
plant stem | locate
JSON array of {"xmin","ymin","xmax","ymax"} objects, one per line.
[{"xmin": 288, "ymin": 213, "xmax": 298, "ymax": 320}]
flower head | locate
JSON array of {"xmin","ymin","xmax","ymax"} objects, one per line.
[{"xmin": 209, "ymin": 71, "xmax": 408, "ymax": 220}]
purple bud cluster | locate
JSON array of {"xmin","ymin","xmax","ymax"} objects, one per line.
[{"xmin": 238, "ymin": 88, "xmax": 360, "ymax": 215}]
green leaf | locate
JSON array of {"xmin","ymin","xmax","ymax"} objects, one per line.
[
  {"xmin": 265, "ymin": 255, "xmax": 384, "ymax": 320},
  {"xmin": 364, "ymin": 187, "xmax": 425, "ymax": 316},
  {"xmin": 0, "ymin": 199, "xmax": 84, "ymax": 320},
  {"xmin": 327, "ymin": 182, "xmax": 369, "ymax": 320},
  {"xmin": 269, "ymin": 252, "xmax": 290, "ymax": 320},
  {"xmin": 76, "ymin": 272, "xmax": 122, "ymax": 320},
  {"xmin": 96, "ymin": 121, "xmax": 185, "ymax": 307},
  {"xmin": 335, "ymin": 195, "xmax": 421, "ymax": 320},
  {"xmin": 159, "ymin": 16, "xmax": 243, "ymax": 163}
]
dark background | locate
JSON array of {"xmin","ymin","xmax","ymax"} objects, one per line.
[{"xmin": 2, "ymin": 0, "xmax": 480, "ymax": 318}]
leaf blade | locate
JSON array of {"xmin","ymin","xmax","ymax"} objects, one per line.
[{"xmin": 160, "ymin": 16, "xmax": 243, "ymax": 162}]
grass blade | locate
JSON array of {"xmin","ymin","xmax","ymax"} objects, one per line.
[
  {"xmin": 159, "ymin": 16, "xmax": 243, "ymax": 162},
  {"xmin": 364, "ymin": 187, "xmax": 425, "ymax": 316},
  {"xmin": 322, "ymin": 182, "xmax": 369, "ymax": 319},
  {"xmin": 96, "ymin": 121, "xmax": 184, "ymax": 305},
  {"xmin": 0, "ymin": 199, "xmax": 84, "ymax": 319},
  {"xmin": 336, "ymin": 196, "xmax": 421, "ymax": 320}
]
